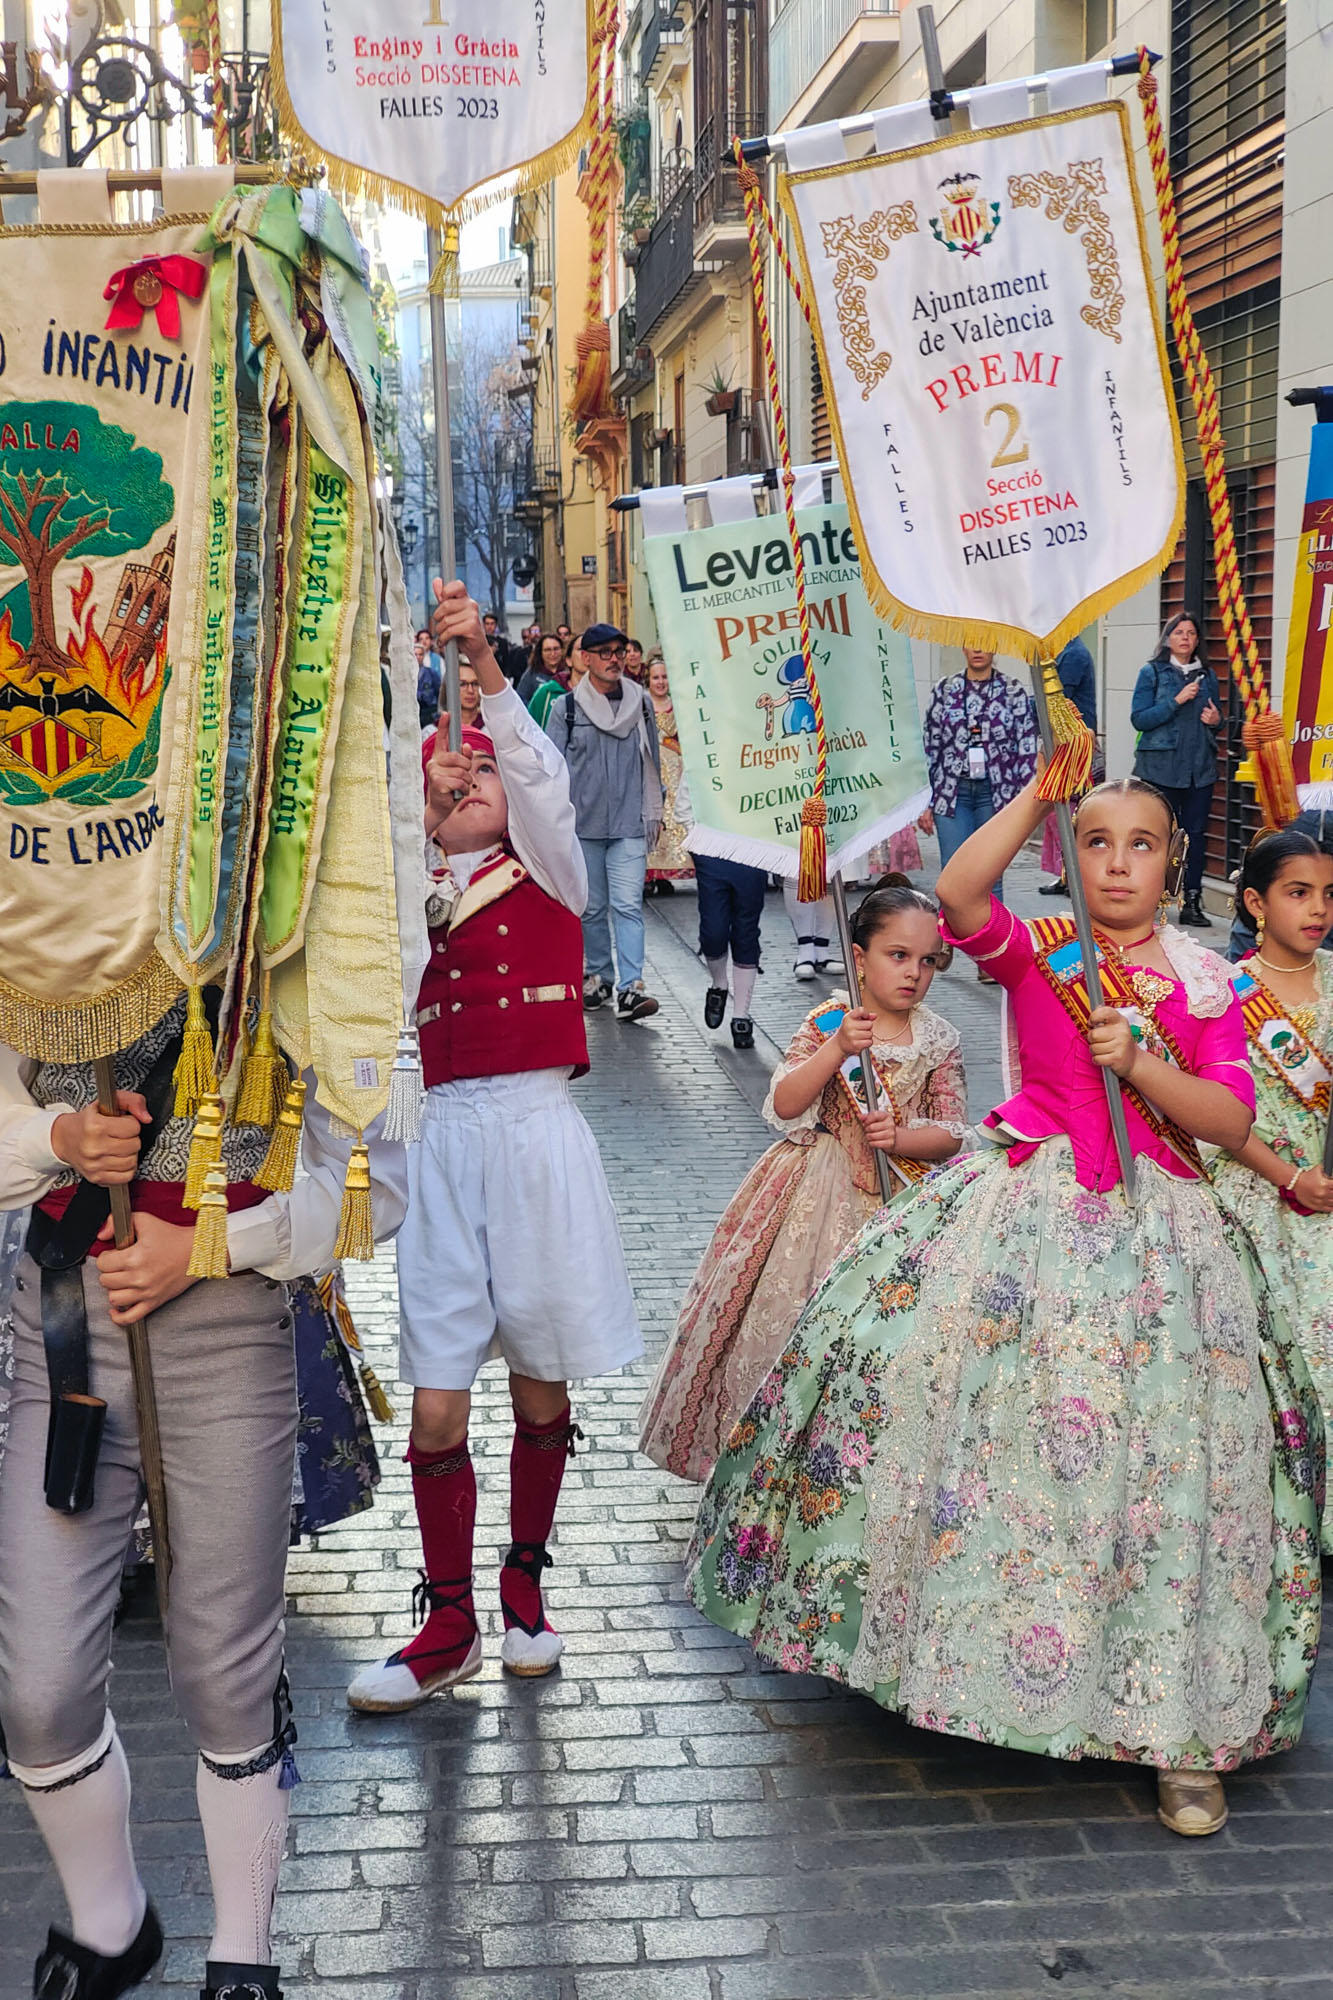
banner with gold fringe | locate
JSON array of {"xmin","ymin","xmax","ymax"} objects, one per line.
[
  {"xmin": 270, "ymin": 0, "xmax": 601, "ymax": 226},
  {"xmin": 0, "ymin": 204, "xmax": 218, "ymax": 1063},
  {"xmin": 781, "ymin": 100, "xmax": 1184, "ymax": 665}
]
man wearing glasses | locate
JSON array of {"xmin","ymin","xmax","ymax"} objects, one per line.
[{"xmin": 546, "ymin": 624, "xmax": 664, "ymax": 1020}]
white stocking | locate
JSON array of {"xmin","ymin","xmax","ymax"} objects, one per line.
[
  {"xmin": 731, "ymin": 965, "xmax": 758, "ymax": 1015},
  {"xmin": 197, "ymin": 1747, "xmax": 290, "ymax": 1967},
  {"xmin": 11, "ymin": 1718, "xmax": 146, "ymax": 1954},
  {"xmin": 705, "ymin": 954, "xmax": 729, "ymax": 987}
]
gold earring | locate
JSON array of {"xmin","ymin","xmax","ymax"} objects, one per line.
[{"xmin": 1255, "ymin": 911, "xmax": 1265, "ymax": 947}]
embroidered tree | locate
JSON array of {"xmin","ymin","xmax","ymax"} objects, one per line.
[{"xmin": 0, "ymin": 400, "xmax": 174, "ymax": 680}]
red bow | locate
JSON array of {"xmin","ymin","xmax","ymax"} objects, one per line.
[{"xmin": 103, "ymin": 255, "xmax": 208, "ymax": 341}]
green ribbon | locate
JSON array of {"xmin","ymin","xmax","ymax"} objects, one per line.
[{"xmin": 258, "ymin": 434, "xmax": 355, "ymax": 956}]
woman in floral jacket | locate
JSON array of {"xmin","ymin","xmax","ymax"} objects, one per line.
[{"xmin": 922, "ymin": 649, "xmax": 1037, "ymax": 971}]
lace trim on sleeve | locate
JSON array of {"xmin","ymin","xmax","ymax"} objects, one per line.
[
  {"xmin": 1158, "ymin": 926, "xmax": 1235, "ymax": 1018},
  {"xmin": 761, "ymin": 995, "xmax": 846, "ymax": 1137}
]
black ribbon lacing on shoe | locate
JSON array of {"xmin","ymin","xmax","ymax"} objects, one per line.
[
  {"xmin": 411, "ymin": 1571, "xmax": 475, "ymax": 1627},
  {"xmin": 500, "ymin": 1542, "xmax": 555, "ymax": 1638}
]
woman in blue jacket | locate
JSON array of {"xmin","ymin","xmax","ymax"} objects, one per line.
[{"xmin": 1131, "ymin": 612, "xmax": 1223, "ymax": 927}]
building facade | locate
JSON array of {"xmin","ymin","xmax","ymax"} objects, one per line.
[{"xmin": 767, "ymin": 0, "xmax": 1332, "ymax": 886}]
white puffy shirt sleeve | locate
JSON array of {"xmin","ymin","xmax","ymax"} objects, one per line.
[
  {"xmin": 480, "ymin": 684, "xmax": 588, "ymax": 914},
  {"xmin": 225, "ymin": 1083, "xmax": 409, "ymax": 1282},
  {"xmin": 0, "ymin": 1042, "xmax": 74, "ymax": 1208}
]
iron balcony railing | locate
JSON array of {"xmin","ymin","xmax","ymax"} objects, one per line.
[
  {"xmin": 635, "ymin": 171, "xmax": 697, "ymax": 337},
  {"xmin": 640, "ymin": 2, "xmax": 685, "ymax": 85}
]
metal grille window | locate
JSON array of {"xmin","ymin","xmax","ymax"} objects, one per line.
[
  {"xmin": 1169, "ymin": 0, "xmax": 1286, "ymax": 174},
  {"xmin": 1161, "ymin": 463, "xmax": 1275, "ymax": 880},
  {"xmin": 1171, "ymin": 280, "xmax": 1281, "ymax": 478}
]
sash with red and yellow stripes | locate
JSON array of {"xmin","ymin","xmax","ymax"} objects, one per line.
[
  {"xmin": 1231, "ymin": 958, "xmax": 1331, "ymax": 1117},
  {"xmin": 811, "ymin": 1004, "xmax": 932, "ymax": 1189},
  {"xmin": 1028, "ymin": 915, "xmax": 1204, "ymax": 1175}
]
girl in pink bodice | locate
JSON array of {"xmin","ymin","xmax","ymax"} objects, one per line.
[{"xmin": 686, "ymin": 773, "xmax": 1323, "ymax": 1843}]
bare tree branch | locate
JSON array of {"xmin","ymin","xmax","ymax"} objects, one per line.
[{"xmin": 400, "ymin": 316, "xmax": 530, "ymax": 618}]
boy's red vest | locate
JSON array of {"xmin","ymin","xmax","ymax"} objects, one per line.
[{"xmin": 416, "ymin": 851, "xmax": 588, "ymax": 1087}]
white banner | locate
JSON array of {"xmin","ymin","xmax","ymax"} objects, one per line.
[
  {"xmin": 272, "ymin": 1, "xmax": 595, "ymax": 219},
  {"xmin": 783, "ymin": 102, "xmax": 1184, "ymax": 657},
  {"xmin": 641, "ymin": 497, "xmax": 929, "ymax": 878}
]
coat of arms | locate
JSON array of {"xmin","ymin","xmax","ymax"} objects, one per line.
[
  {"xmin": 0, "ymin": 400, "xmax": 174, "ymax": 806},
  {"xmin": 929, "ymin": 172, "xmax": 1002, "ymax": 258}
]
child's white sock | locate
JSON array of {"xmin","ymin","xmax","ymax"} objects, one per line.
[{"xmin": 732, "ymin": 965, "xmax": 758, "ymax": 1015}]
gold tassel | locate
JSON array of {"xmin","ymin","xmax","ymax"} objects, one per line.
[
  {"xmin": 797, "ymin": 793, "xmax": 828, "ymax": 905},
  {"xmin": 358, "ymin": 1363, "xmax": 396, "ymax": 1424},
  {"xmin": 1036, "ymin": 659, "xmax": 1096, "ymax": 804},
  {"xmin": 333, "ymin": 1138, "xmax": 375, "ymax": 1261},
  {"xmin": 183, "ymin": 1092, "xmax": 224, "ymax": 1210},
  {"xmin": 173, "ymin": 982, "xmax": 214, "ymax": 1119},
  {"xmin": 256, "ymin": 1076, "xmax": 305, "ymax": 1192},
  {"xmin": 1242, "ymin": 711, "xmax": 1301, "ymax": 830},
  {"xmin": 234, "ymin": 987, "xmax": 286, "ymax": 1130},
  {"xmin": 315, "ymin": 1270, "xmax": 395, "ymax": 1419},
  {"xmin": 187, "ymin": 1163, "xmax": 231, "ymax": 1279}
]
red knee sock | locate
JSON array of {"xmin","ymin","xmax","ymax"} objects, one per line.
[
  {"xmin": 398, "ymin": 1438, "xmax": 477, "ymax": 1684},
  {"xmin": 500, "ymin": 1405, "xmax": 580, "ymax": 1638}
]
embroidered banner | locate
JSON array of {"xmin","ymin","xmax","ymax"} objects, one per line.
[
  {"xmin": 271, "ymin": 0, "xmax": 599, "ymax": 222},
  {"xmin": 641, "ymin": 499, "xmax": 929, "ymax": 878},
  {"xmin": 1280, "ymin": 422, "xmax": 1333, "ymax": 808},
  {"xmin": 0, "ymin": 214, "xmax": 212, "ymax": 1060},
  {"xmin": 782, "ymin": 102, "xmax": 1185, "ymax": 658}
]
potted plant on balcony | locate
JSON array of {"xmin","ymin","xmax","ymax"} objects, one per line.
[
  {"xmin": 170, "ymin": 2, "xmax": 213, "ymax": 71},
  {"xmin": 704, "ymin": 367, "xmax": 738, "ymax": 419}
]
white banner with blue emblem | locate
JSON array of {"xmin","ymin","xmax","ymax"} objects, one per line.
[{"xmin": 782, "ymin": 100, "xmax": 1184, "ymax": 660}]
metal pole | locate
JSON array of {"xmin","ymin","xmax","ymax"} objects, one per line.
[
  {"xmin": 830, "ymin": 876, "xmax": 897, "ymax": 1207},
  {"xmin": 426, "ymin": 224, "xmax": 462, "ymax": 754},
  {"xmin": 1029, "ymin": 666, "xmax": 1137, "ymax": 1202},
  {"xmin": 92, "ymin": 1056, "xmax": 172, "ymax": 1619}
]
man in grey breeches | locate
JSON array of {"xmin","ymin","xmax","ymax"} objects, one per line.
[
  {"xmin": 0, "ymin": 1268, "xmax": 296, "ymax": 1772},
  {"xmin": 0, "ymin": 1017, "xmax": 407, "ymax": 2000},
  {"xmin": 1, "ymin": 1264, "xmax": 299, "ymax": 1991}
]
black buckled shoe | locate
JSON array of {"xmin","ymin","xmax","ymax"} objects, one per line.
[
  {"xmin": 730, "ymin": 1016, "xmax": 755, "ymax": 1050},
  {"xmin": 202, "ymin": 1963, "xmax": 284, "ymax": 2000},
  {"xmin": 34, "ymin": 1905, "xmax": 163, "ymax": 1999},
  {"xmin": 703, "ymin": 985, "xmax": 728, "ymax": 1030}
]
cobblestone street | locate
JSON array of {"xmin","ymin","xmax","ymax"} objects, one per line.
[{"xmin": 3, "ymin": 853, "xmax": 1333, "ymax": 1999}]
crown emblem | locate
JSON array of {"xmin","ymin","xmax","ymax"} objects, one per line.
[{"xmin": 929, "ymin": 172, "xmax": 1002, "ymax": 258}]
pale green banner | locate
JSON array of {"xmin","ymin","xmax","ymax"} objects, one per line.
[{"xmin": 642, "ymin": 500, "xmax": 929, "ymax": 877}]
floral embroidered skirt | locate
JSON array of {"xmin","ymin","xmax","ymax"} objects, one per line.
[
  {"xmin": 1213, "ymin": 1156, "xmax": 1333, "ymax": 1554},
  {"xmin": 686, "ymin": 1141, "xmax": 1324, "ymax": 1769},
  {"xmin": 639, "ymin": 1133, "xmax": 881, "ymax": 1485}
]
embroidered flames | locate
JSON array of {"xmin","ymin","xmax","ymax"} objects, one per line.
[{"xmin": 0, "ymin": 399, "xmax": 175, "ymax": 803}]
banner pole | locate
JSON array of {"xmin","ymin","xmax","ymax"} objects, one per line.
[
  {"xmin": 830, "ymin": 876, "xmax": 897, "ymax": 1208},
  {"xmin": 1031, "ymin": 664, "xmax": 1137, "ymax": 1203},
  {"xmin": 93, "ymin": 1055, "xmax": 172, "ymax": 1619},
  {"xmin": 426, "ymin": 223, "xmax": 462, "ymax": 755}
]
